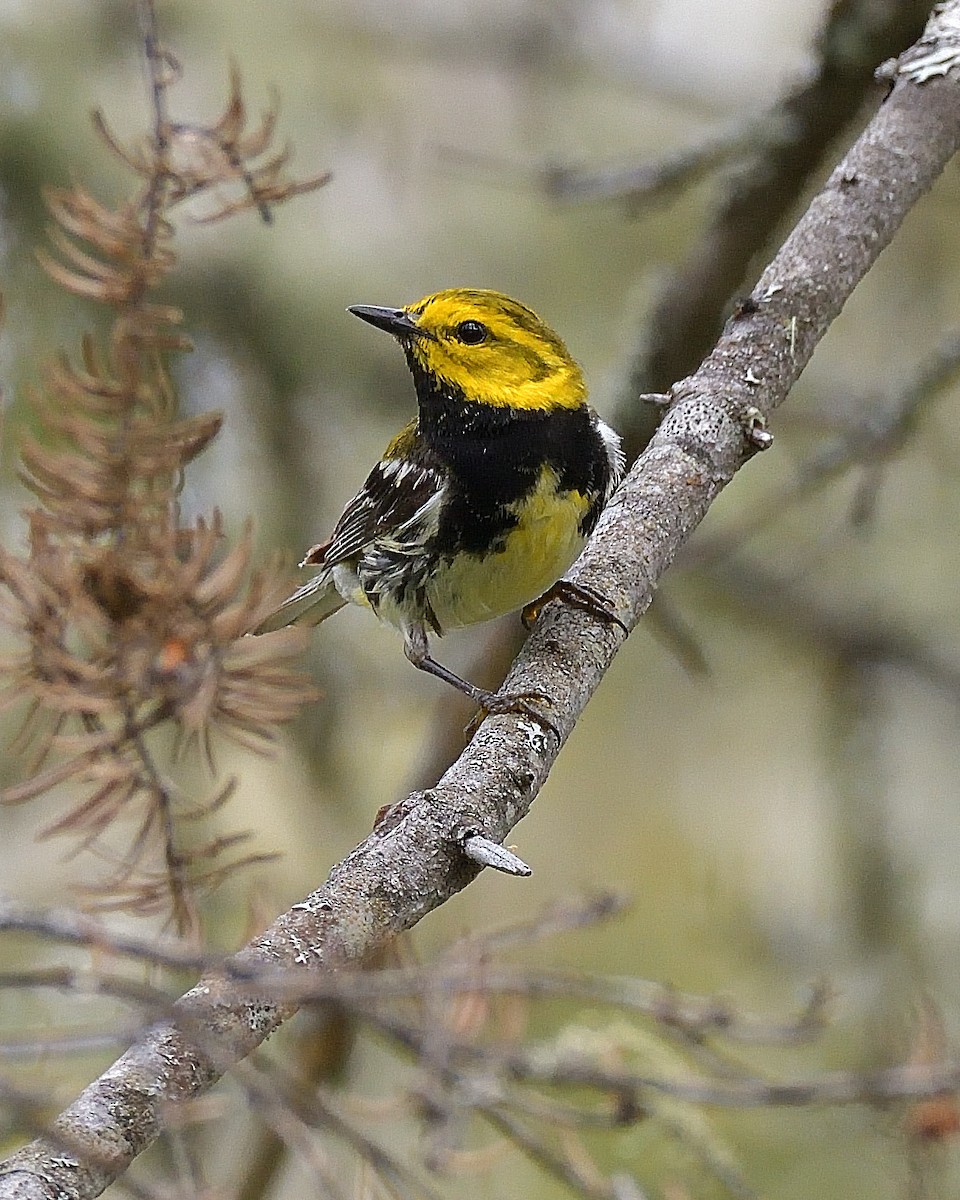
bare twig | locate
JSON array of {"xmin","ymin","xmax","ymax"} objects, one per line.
[
  {"xmin": 237, "ymin": 1057, "xmax": 445, "ymax": 1200},
  {"xmin": 544, "ymin": 114, "xmax": 760, "ymax": 208},
  {"xmin": 705, "ymin": 558, "xmax": 960, "ymax": 701},
  {"xmin": 0, "ymin": 895, "xmax": 824, "ymax": 1046},
  {"xmin": 620, "ymin": 0, "xmax": 934, "ymax": 457},
  {"xmin": 690, "ymin": 330, "xmax": 960, "ymax": 558}
]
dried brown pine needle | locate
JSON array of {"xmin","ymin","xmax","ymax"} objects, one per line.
[
  {"xmin": 94, "ymin": 63, "xmax": 331, "ymax": 226},
  {"xmin": 0, "ymin": 38, "xmax": 325, "ymax": 929}
]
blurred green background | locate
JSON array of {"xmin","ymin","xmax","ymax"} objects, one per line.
[{"xmin": 2, "ymin": 1, "xmax": 960, "ymax": 1197}]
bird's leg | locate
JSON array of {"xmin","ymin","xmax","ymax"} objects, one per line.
[
  {"xmin": 522, "ymin": 579, "xmax": 629, "ymax": 635},
  {"xmin": 403, "ymin": 624, "xmax": 557, "ymax": 737}
]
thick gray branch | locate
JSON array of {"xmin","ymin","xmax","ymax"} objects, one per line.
[{"xmin": 3, "ymin": 7, "xmax": 960, "ymax": 1197}]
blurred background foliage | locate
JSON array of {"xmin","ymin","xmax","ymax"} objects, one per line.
[{"xmin": 2, "ymin": 1, "xmax": 960, "ymax": 1197}]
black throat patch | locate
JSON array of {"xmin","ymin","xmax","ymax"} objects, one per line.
[{"xmin": 406, "ymin": 356, "xmax": 609, "ymax": 557}]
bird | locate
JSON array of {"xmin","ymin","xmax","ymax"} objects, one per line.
[{"xmin": 255, "ymin": 288, "xmax": 625, "ymax": 722}]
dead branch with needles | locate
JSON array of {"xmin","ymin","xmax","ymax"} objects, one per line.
[{"xmin": 0, "ymin": 10, "xmax": 327, "ymax": 933}]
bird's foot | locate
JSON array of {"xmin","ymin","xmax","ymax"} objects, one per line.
[
  {"xmin": 522, "ymin": 579, "xmax": 628, "ymax": 635},
  {"xmin": 464, "ymin": 686, "xmax": 559, "ymax": 740}
]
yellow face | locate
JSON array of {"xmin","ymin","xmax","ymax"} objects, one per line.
[{"xmin": 402, "ymin": 289, "xmax": 586, "ymax": 412}]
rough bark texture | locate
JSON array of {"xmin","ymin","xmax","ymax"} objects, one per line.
[{"xmin": 2, "ymin": 6, "xmax": 960, "ymax": 1197}]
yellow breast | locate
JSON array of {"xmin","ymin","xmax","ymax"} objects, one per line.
[{"xmin": 425, "ymin": 466, "xmax": 589, "ymax": 631}]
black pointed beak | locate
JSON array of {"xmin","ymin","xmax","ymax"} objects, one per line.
[{"xmin": 348, "ymin": 304, "xmax": 432, "ymax": 341}]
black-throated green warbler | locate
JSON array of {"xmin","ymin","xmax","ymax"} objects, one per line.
[{"xmin": 256, "ymin": 288, "xmax": 624, "ymax": 719}]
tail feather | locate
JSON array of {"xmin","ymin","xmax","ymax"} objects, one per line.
[{"xmin": 254, "ymin": 573, "xmax": 347, "ymax": 634}]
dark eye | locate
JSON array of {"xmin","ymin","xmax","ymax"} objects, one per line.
[{"xmin": 456, "ymin": 320, "xmax": 488, "ymax": 345}]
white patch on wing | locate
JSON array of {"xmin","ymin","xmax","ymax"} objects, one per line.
[
  {"xmin": 379, "ymin": 459, "xmax": 412, "ymax": 485},
  {"xmin": 353, "ymin": 479, "xmax": 448, "ymax": 623},
  {"xmin": 321, "ymin": 459, "xmax": 445, "ymax": 567},
  {"xmin": 393, "ymin": 483, "xmax": 445, "ymax": 544},
  {"xmin": 596, "ymin": 416, "xmax": 625, "ymax": 499}
]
